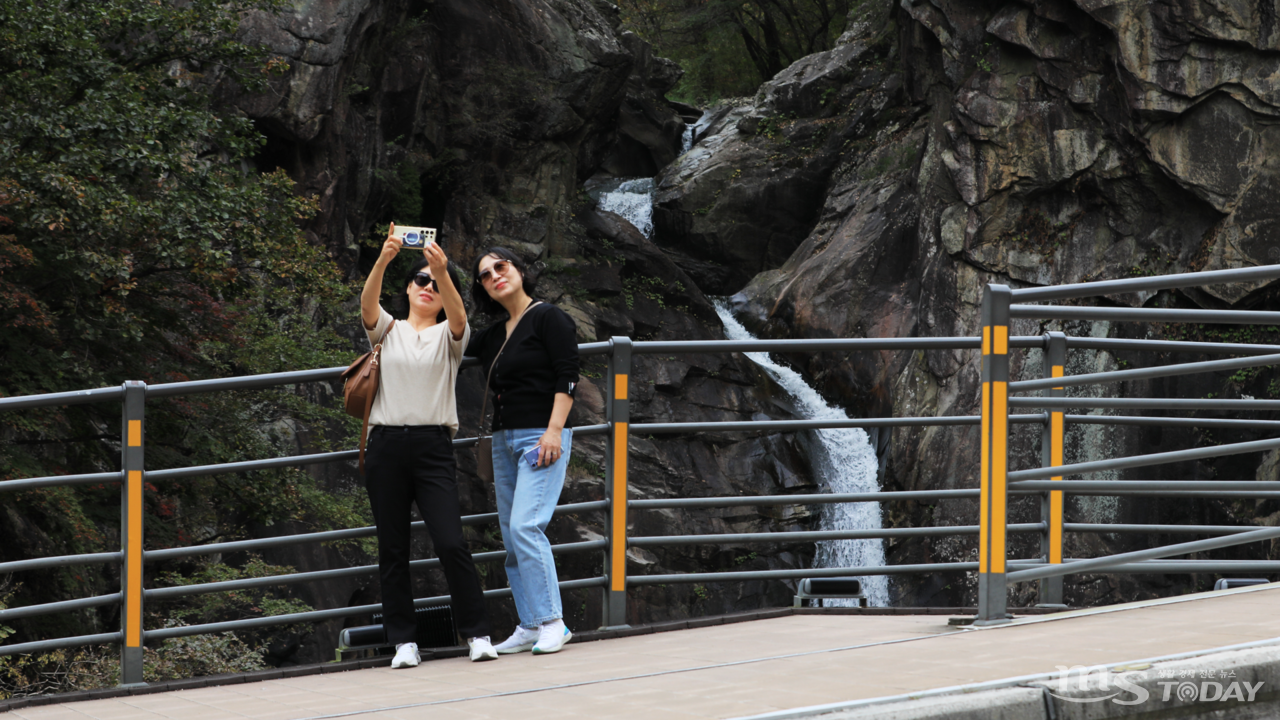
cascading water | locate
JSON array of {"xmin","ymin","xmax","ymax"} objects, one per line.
[
  {"xmin": 588, "ymin": 177, "xmax": 655, "ymax": 238},
  {"xmin": 584, "ymin": 110, "xmax": 889, "ymax": 605},
  {"xmin": 714, "ymin": 302, "xmax": 890, "ymax": 607},
  {"xmin": 586, "ymin": 112, "xmax": 707, "ymax": 239}
]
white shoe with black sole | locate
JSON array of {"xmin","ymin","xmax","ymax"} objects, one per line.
[{"xmin": 468, "ymin": 636, "xmax": 499, "ymax": 662}]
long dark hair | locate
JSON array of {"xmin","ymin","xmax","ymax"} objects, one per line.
[
  {"xmin": 400, "ymin": 257, "xmax": 463, "ymax": 323},
  {"xmin": 470, "ymin": 247, "xmax": 537, "ymax": 316}
]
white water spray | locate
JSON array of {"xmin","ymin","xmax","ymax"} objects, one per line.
[
  {"xmin": 713, "ymin": 302, "xmax": 890, "ymax": 606},
  {"xmin": 593, "ymin": 177, "xmax": 655, "ymax": 238}
]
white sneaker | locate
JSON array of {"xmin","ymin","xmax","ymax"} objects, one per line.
[
  {"xmin": 532, "ymin": 620, "xmax": 572, "ymax": 655},
  {"xmin": 390, "ymin": 642, "xmax": 420, "ymax": 669},
  {"xmin": 468, "ymin": 636, "xmax": 498, "ymax": 662},
  {"xmin": 493, "ymin": 625, "xmax": 539, "ymax": 654}
]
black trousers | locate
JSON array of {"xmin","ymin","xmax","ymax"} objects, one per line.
[{"xmin": 364, "ymin": 425, "xmax": 491, "ymax": 644}]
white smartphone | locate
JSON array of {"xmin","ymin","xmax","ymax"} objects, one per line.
[{"xmin": 392, "ymin": 225, "xmax": 437, "ymax": 250}]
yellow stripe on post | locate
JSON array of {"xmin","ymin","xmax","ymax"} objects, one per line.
[
  {"xmin": 991, "ymin": 380, "xmax": 1008, "ymax": 574},
  {"xmin": 615, "ymin": 375, "xmax": 628, "ymax": 400},
  {"xmin": 993, "ymin": 325, "xmax": 1008, "ymax": 355},
  {"xmin": 1050, "ymin": 363, "xmax": 1065, "ymax": 564},
  {"xmin": 126, "ymin": 470, "xmax": 143, "ymax": 647},
  {"xmin": 982, "ymin": 327, "xmax": 991, "ymax": 355},
  {"xmin": 979, "ymin": 382, "xmax": 990, "ymax": 574},
  {"xmin": 610, "ymin": 421, "xmax": 628, "ymax": 591},
  {"xmin": 128, "ymin": 420, "xmax": 141, "ymax": 447}
]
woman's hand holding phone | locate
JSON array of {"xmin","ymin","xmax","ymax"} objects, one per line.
[
  {"xmin": 380, "ymin": 222, "xmax": 403, "ymax": 265},
  {"xmin": 423, "ymin": 240, "xmax": 449, "ymax": 277},
  {"xmin": 533, "ymin": 429, "xmax": 563, "ymax": 468}
]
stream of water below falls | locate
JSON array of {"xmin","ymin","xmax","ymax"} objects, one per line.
[{"xmin": 713, "ymin": 302, "xmax": 890, "ymax": 607}]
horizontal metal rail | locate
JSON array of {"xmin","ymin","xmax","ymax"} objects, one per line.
[
  {"xmin": 147, "ymin": 367, "xmax": 346, "ymax": 398},
  {"xmin": 1011, "ymin": 264, "xmax": 1280, "ymax": 302},
  {"xmin": 627, "ymin": 489, "xmax": 982, "ymax": 510},
  {"xmin": 627, "ymin": 524, "xmax": 1043, "ymax": 548},
  {"xmin": 1012, "ymin": 397, "xmax": 1280, "ymax": 411},
  {"xmin": 1065, "ymin": 523, "xmax": 1268, "ymax": 535},
  {"xmin": 0, "ymin": 471, "xmax": 121, "ymax": 493},
  {"xmin": 1064, "ymin": 337, "xmax": 1280, "ymax": 355},
  {"xmin": 147, "ymin": 450, "xmax": 360, "ymax": 482},
  {"xmin": 1010, "ymin": 305, "xmax": 1280, "ymax": 325},
  {"xmin": 0, "ymin": 386, "xmax": 124, "ymax": 413},
  {"xmin": 0, "ymin": 593, "xmax": 122, "ymax": 622},
  {"xmin": 146, "ymin": 541, "xmax": 606, "ymax": 600},
  {"xmin": 145, "ymin": 500, "xmax": 609, "ymax": 561},
  {"xmin": 631, "ymin": 338, "xmax": 984, "ymax": 354},
  {"xmin": 1008, "ymin": 435, "xmax": 1280, "ymax": 482},
  {"xmin": 1012, "ymin": 480, "xmax": 1280, "ymax": 493},
  {"xmin": 636, "ymin": 417, "xmax": 968, "ymax": 433},
  {"xmin": 629, "ymin": 563, "xmax": 984, "ymax": 585},
  {"xmin": 1006, "ymin": 524, "xmax": 1280, "ymax": 583},
  {"xmin": 0, "ymin": 632, "xmax": 123, "ymax": 657},
  {"xmin": 0, "ymin": 552, "xmax": 121, "ymax": 574},
  {"xmin": 144, "ymin": 577, "xmax": 609, "ymax": 642},
  {"xmin": 1065, "ymin": 415, "xmax": 1280, "ymax": 430},
  {"xmin": 1011, "ymin": 353, "xmax": 1280, "ymax": 393}
]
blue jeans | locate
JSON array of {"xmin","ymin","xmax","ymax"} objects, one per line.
[{"xmin": 492, "ymin": 427, "xmax": 573, "ymax": 628}]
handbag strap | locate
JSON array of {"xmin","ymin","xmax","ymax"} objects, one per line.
[
  {"xmin": 477, "ymin": 301, "xmax": 541, "ymax": 436},
  {"xmin": 358, "ymin": 319, "xmax": 395, "ymax": 473}
]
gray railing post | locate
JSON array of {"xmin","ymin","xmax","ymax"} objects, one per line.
[
  {"xmin": 601, "ymin": 337, "xmax": 632, "ymax": 628},
  {"xmin": 120, "ymin": 381, "xmax": 147, "ymax": 686},
  {"xmin": 976, "ymin": 285, "xmax": 1012, "ymax": 625},
  {"xmin": 1038, "ymin": 332, "xmax": 1067, "ymax": 607}
]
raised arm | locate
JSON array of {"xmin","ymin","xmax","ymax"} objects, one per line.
[
  {"xmin": 424, "ymin": 242, "xmax": 468, "ymax": 340},
  {"xmin": 361, "ymin": 223, "xmax": 402, "ymax": 330}
]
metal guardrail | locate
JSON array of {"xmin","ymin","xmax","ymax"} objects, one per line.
[{"xmin": 2, "ymin": 263, "xmax": 1280, "ymax": 681}]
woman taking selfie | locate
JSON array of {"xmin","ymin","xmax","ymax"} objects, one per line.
[
  {"xmin": 468, "ymin": 248, "xmax": 579, "ymax": 655},
  {"xmin": 360, "ymin": 225, "xmax": 497, "ymax": 667}
]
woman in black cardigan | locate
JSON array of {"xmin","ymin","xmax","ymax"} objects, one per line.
[{"xmin": 468, "ymin": 247, "xmax": 579, "ymax": 655}]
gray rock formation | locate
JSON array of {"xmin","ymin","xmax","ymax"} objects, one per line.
[{"xmin": 661, "ymin": 0, "xmax": 1280, "ymax": 608}]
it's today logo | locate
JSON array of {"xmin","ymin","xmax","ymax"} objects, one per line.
[{"xmin": 1046, "ymin": 666, "xmax": 1265, "ymax": 705}]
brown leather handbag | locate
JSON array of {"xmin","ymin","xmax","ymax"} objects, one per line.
[
  {"xmin": 476, "ymin": 302, "xmax": 539, "ymax": 482},
  {"xmin": 340, "ymin": 320, "xmax": 395, "ymax": 473}
]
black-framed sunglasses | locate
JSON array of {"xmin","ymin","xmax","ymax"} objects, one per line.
[
  {"xmin": 477, "ymin": 259, "xmax": 512, "ymax": 284},
  {"xmin": 412, "ymin": 273, "xmax": 438, "ymax": 291}
]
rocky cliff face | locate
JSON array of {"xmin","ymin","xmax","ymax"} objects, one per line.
[
  {"xmin": 210, "ymin": 0, "xmax": 825, "ymax": 664},
  {"xmin": 655, "ymin": 0, "xmax": 1280, "ymax": 608}
]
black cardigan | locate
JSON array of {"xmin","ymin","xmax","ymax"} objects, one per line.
[{"xmin": 466, "ymin": 302, "xmax": 579, "ymax": 432}]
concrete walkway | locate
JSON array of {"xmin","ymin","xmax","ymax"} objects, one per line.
[{"xmin": 7, "ymin": 584, "xmax": 1280, "ymax": 720}]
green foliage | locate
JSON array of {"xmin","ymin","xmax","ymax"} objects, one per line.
[
  {"xmin": 155, "ymin": 557, "xmax": 314, "ymax": 628},
  {"xmin": 0, "ymin": 628, "xmax": 267, "ymax": 697},
  {"xmin": 621, "ymin": 0, "xmax": 852, "ymax": 103},
  {"xmin": 0, "ymin": 0, "xmax": 363, "ymax": 646},
  {"xmin": 142, "ymin": 622, "xmax": 267, "ymax": 683}
]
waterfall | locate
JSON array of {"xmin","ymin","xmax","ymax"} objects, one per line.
[
  {"xmin": 713, "ymin": 302, "xmax": 891, "ymax": 607},
  {"xmin": 588, "ymin": 177, "xmax": 655, "ymax": 238}
]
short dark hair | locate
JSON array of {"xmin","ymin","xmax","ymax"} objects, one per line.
[
  {"xmin": 400, "ymin": 257, "xmax": 463, "ymax": 324},
  {"xmin": 470, "ymin": 246, "xmax": 537, "ymax": 316}
]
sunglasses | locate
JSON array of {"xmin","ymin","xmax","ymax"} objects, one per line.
[
  {"xmin": 412, "ymin": 273, "xmax": 438, "ymax": 291},
  {"xmin": 478, "ymin": 259, "xmax": 512, "ymax": 285}
]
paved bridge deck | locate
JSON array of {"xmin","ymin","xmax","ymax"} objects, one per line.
[{"xmin": 7, "ymin": 584, "xmax": 1280, "ymax": 720}]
